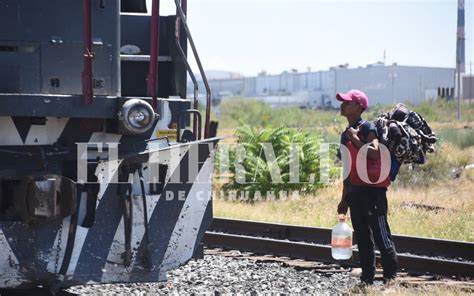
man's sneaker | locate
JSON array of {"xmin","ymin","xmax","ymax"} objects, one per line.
[
  {"xmin": 352, "ymin": 280, "xmax": 373, "ymax": 293},
  {"xmin": 382, "ymin": 276, "xmax": 397, "ymax": 285},
  {"xmin": 360, "ymin": 278, "xmax": 374, "ymax": 285}
]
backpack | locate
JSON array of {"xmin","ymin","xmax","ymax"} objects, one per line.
[{"xmin": 372, "ymin": 103, "xmax": 437, "ymax": 180}]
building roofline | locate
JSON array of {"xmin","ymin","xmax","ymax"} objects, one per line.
[{"xmin": 202, "ymin": 64, "xmax": 455, "ymax": 82}]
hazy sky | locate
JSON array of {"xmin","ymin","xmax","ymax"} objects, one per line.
[{"xmin": 150, "ymin": 0, "xmax": 473, "ymax": 76}]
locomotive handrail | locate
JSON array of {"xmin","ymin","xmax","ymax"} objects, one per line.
[
  {"xmin": 175, "ymin": 17, "xmax": 199, "ymax": 138},
  {"xmin": 147, "ymin": 0, "xmax": 161, "ymax": 108},
  {"xmin": 138, "ymin": 167, "xmax": 152, "ymax": 269},
  {"xmin": 173, "ymin": 0, "xmax": 212, "ymax": 139},
  {"xmin": 145, "ymin": 136, "xmax": 171, "ymax": 146},
  {"xmin": 82, "ymin": 0, "xmax": 94, "ymax": 105},
  {"xmin": 177, "ymin": 109, "xmax": 202, "ymax": 142}
]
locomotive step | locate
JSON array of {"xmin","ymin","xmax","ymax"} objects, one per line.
[{"xmin": 120, "ymin": 55, "xmax": 172, "ymax": 62}]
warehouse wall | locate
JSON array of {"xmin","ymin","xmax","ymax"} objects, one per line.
[{"xmin": 190, "ymin": 65, "xmax": 455, "ymax": 107}]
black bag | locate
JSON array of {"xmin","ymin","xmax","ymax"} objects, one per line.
[{"xmin": 373, "ymin": 104, "xmax": 437, "ymax": 180}]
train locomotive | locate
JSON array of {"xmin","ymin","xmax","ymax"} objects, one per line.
[{"xmin": 0, "ymin": 0, "xmax": 219, "ymax": 290}]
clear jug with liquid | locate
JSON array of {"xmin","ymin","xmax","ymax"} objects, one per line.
[{"xmin": 331, "ymin": 215, "xmax": 353, "ymax": 260}]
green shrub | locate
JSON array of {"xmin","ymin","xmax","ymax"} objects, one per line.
[
  {"xmin": 394, "ymin": 143, "xmax": 472, "ymax": 188},
  {"xmin": 394, "ymin": 150, "xmax": 452, "ymax": 187},
  {"xmin": 217, "ymin": 98, "xmax": 272, "ymax": 128},
  {"xmin": 216, "ymin": 96, "xmax": 474, "ymax": 129},
  {"xmin": 409, "ymin": 98, "xmax": 474, "ymax": 122},
  {"xmin": 216, "ymin": 97, "xmax": 345, "ymax": 130},
  {"xmin": 215, "ymin": 125, "xmax": 339, "ymax": 201},
  {"xmin": 436, "ymin": 128, "xmax": 474, "ymax": 149}
]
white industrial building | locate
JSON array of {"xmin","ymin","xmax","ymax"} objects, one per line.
[{"xmin": 190, "ymin": 63, "xmax": 455, "ymax": 109}]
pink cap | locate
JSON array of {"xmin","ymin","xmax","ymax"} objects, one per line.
[{"xmin": 336, "ymin": 89, "xmax": 369, "ymax": 110}]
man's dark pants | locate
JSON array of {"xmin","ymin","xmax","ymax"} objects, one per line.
[{"xmin": 347, "ymin": 188, "xmax": 398, "ymax": 283}]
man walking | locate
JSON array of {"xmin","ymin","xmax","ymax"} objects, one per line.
[{"xmin": 336, "ymin": 89, "xmax": 398, "ymax": 285}]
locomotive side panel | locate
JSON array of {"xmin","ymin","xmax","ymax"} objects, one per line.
[{"xmin": 0, "ymin": 0, "xmax": 120, "ymax": 96}]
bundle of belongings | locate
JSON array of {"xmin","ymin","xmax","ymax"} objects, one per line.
[{"xmin": 373, "ymin": 103, "xmax": 437, "ymax": 180}]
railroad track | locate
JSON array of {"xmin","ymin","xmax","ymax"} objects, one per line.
[{"xmin": 203, "ymin": 217, "xmax": 474, "ymax": 278}]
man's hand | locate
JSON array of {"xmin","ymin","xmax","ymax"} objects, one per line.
[
  {"xmin": 337, "ymin": 199, "xmax": 349, "ymax": 214},
  {"xmin": 345, "ymin": 127, "xmax": 359, "ymax": 142}
]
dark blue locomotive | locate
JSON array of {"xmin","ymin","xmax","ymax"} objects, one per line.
[{"xmin": 0, "ymin": 0, "xmax": 219, "ymax": 290}]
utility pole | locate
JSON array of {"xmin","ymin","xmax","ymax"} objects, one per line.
[
  {"xmin": 389, "ymin": 67, "xmax": 397, "ymax": 105},
  {"xmin": 470, "ymin": 61, "xmax": 472, "ymax": 104},
  {"xmin": 457, "ymin": 50, "xmax": 461, "ymax": 120},
  {"xmin": 455, "ymin": 0, "xmax": 465, "ymax": 120}
]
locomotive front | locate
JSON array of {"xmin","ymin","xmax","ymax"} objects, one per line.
[{"xmin": 0, "ymin": 0, "xmax": 218, "ymax": 290}]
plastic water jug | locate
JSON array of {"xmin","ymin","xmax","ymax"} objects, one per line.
[{"xmin": 331, "ymin": 215, "xmax": 353, "ymax": 260}]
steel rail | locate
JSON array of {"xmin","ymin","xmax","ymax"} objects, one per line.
[
  {"xmin": 203, "ymin": 232, "xmax": 474, "ymax": 278},
  {"xmin": 209, "ymin": 217, "xmax": 474, "ymax": 262}
]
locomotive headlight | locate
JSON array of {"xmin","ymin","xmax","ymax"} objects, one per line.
[
  {"xmin": 128, "ymin": 107, "xmax": 151, "ymax": 128},
  {"xmin": 119, "ymin": 99, "xmax": 158, "ymax": 134}
]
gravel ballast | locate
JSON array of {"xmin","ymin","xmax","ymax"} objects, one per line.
[{"xmin": 67, "ymin": 253, "xmax": 357, "ymax": 295}]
